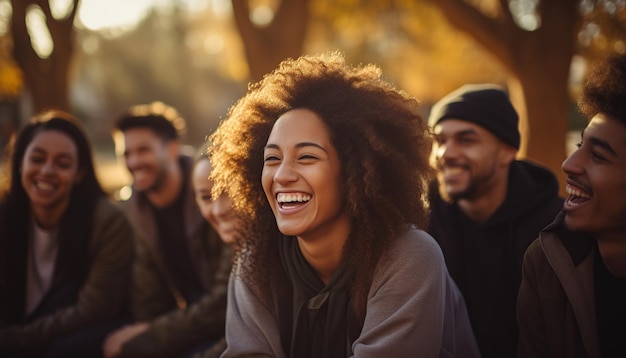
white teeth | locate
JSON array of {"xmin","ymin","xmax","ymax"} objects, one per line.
[
  {"xmin": 443, "ymin": 167, "xmax": 463, "ymax": 175},
  {"xmin": 566, "ymin": 185, "xmax": 590, "ymax": 199},
  {"xmin": 277, "ymin": 193, "xmax": 311, "ymax": 203},
  {"xmin": 36, "ymin": 182, "xmax": 54, "ymax": 190}
]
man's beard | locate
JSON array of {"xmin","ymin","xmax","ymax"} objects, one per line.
[
  {"xmin": 439, "ymin": 178, "xmax": 480, "ymax": 203},
  {"xmin": 135, "ymin": 166, "xmax": 168, "ymax": 194},
  {"xmin": 438, "ymin": 165, "xmax": 499, "ymax": 204}
]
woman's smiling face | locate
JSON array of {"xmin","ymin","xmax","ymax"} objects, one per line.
[
  {"xmin": 193, "ymin": 158, "xmax": 239, "ymax": 245},
  {"xmin": 21, "ymin": 129, "xmax": 80, "ymax": 220},
  {"xmin": 261, "ymin": 109, "xmax": 350, "ymax": 241}
]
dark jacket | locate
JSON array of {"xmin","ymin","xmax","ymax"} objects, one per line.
[
  {"xmin": 428, "ymin": 160, "xmax": 563, "ymax": 358},
  {"xmin": 120, "ymin": 155, "xmax": 231, "ymax": 358},
  {"xmin": 517, "ymin": 212, "xmax": 600, "ymax": 358},
  {"xmin": 0, "ymin": 198, "xmax": 134, "ymax": 355}
]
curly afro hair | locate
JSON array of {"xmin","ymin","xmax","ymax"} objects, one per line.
[
  {"xmin": 208, "ymin": 52, "xmax": 434, "ymax": 318},
  {"xmin": 579, "ymin": 53, "xmax": 626, "ymax": 125}
]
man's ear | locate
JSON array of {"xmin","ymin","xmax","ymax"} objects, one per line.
[
  {"xmin": 499, "ymin": 144, "xmax": 517, "ymax": 166},
  {"xmin": 167, "ymin": 140, "xmax": 181, "ymax": 160}
]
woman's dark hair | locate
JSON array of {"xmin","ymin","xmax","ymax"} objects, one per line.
[
  {"xmin": 579, "ymin": 53, "xmax": 626, "ymax": 125},
  {"xmin": 0, "ymin": 110, "xmax": 105, "ymax": 320},
  {"xmin": 209, "ymin": 52, "xmax": 433, "ymax": 318}
]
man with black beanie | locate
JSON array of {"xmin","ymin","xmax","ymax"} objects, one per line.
[{"xmin": 427, "ymin": 84, "xmax": 563, "ymax": 358}]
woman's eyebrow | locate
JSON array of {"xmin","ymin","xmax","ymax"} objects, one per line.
[
  {"xmin": 295, "ymin": 142, "xmax": 328, "ymax": 153},
  {"xmin": 265, "ymin": 142, "xmax": 328, "ymax": 153}
]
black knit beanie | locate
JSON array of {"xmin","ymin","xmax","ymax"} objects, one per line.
[{"xmin": 428, "ymin": 84, "xmax": 520, "ymax": 149}]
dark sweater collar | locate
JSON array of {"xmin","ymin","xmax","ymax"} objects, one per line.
[{"xmin": 278, "ymin": 235, "xmax": 359, "ymax": 358}]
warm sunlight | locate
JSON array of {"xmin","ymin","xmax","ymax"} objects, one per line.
[
  {"xmin": 77, "ymin": 0, "xmax": 159, "ymax": 31},
  {"xmin": 26, "ymin": 6, "xmax": 53, "ymax": 58},
  {"xmin": 0, "ymin": 0, "xmax": 223, "ymax": 35},
  {"xmin": 77, "ymin": 0, "xmax": 213, "ymax": 31}
]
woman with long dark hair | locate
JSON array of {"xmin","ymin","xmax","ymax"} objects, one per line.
[{"xmin": 0, "ymin": 110, "xmax": 134, "ymax": 357}]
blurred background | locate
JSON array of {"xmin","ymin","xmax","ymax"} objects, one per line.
[{"xmin": 0, "ymin": 0, "xmax": 624, "ymax": 196}]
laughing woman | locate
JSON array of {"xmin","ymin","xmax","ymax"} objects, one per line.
[
  {"xmin": 208, "ymin": 52, "xmax": 480, "ymax": 358},
  {"xmin": 0, "ymin": 110, "xmax": 134, "ymax": 357}
]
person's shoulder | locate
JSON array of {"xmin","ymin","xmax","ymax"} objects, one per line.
[
  {"xmin": 525, "ymin": 236, "xmax": 544, "ymax": 257},
  {"xmin": 116, "ymin": 190, "xmax": 146, "ymax": 218},
  {"xmin": 89, "ymin": 198, "xmax": 134, "ymax": 250},
  {"xmin": 387, "ymin": 226, "xmax": 445, "ymax": 266},
  {"xmin": 524, "ymin": 228, "xmax": 563, "ymax": 267},
  {"xmin": 93, "ymin": 197, "xmax": 133, "ymax": 228},
  {"xmin": 514, "ymin": 160, "xmax": 561, "ymax": 194},
  {"xmin": 229, "ymin": 260, "xmax": 275, "ymax": 310},
  {"xmin": 95, "ymin": 196, "xmax": 124, "ymax": 214},
  {"xmin": 509, "ymin": 160, "xmax": 563, "ymax": 215},
  {"xmin": 371, "ymin": 226, "xmax": 447, "ymax": 293},
  {"xmin": 396, "ymin": 226, "xmax": 442, "ymax": 249}
]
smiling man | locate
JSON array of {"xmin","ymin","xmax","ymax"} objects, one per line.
[
  {"xmin": 104, "ymin": 102, "xmax": 231, "ymax": 358},
  {"xmin": 427, "ymin": 84, "xmax": 563, "ymax": 358},
  {"xmin": 517, "ymin": 54, "xmax": 626, "ymax": 358}
]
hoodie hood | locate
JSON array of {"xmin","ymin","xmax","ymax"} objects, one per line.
[{"xmin": 486, "ymin": 160, "xmax": 562, "ymax": 227}]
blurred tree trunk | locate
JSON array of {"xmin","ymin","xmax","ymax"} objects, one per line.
[
  {"xmin": 10, "ymin": 0, "xmax": 80, "ymax": 113},
  {"xmin": 428, "ymin": 0, "xmax": 581, "ymax": 196},
  {"xmin": 232, "ymin": 0, "xmax": 310, "ymax": 82}
]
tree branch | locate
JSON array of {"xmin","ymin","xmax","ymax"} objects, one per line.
[
  {"xmin": 425, "ymin": 0, "xmax": 523, "ymax": 73},
  {"xmin": 10, "ymin": 0, "xmax": 37, "ymax": 64},
  {"xmin": 498, "ymin": 0, "xmax": 515, "ymax": 25},
  {"xmin": 231, "ymin": 0, "xmax": 254, "ymax": 40},
  {"xmin": 268, "ymin": 0, "xmax": 309, "ymax": 44},
  {"xmin": 538, "ymin": 0, "xmax": 580, "ymax": 43}
]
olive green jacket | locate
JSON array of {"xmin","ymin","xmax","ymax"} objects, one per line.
[{"xmin": 0, "ymin": 198, "xmax": 134, "ymax": 354}]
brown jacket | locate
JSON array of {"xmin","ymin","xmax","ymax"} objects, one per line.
[
  {"xmin": 517, "ymin": 212, "xmax": 600, "ymax": 358},
  {"xmin": 120, "ymin": 155, "xmax": 231, "ymax": 357},
  {"xmin": 0, "ymin": 198, "xmax": 134, "ymax": 353}
]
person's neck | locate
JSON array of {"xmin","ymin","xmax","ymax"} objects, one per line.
[
  {"xmin": 296, "ymin": 215, "xmax": 351, "ymax": 285},
  {"xmin": 457, "ymin": 177, "xmax": 508, "ymax": 223},
  {"xmin": 147, "ymin": 162, "xmax": 183, "ymax": 209},
  {"xmin": 596, "ymin": 230, "xmax": 626, "ymax": 277},
  {"xmin": 32, "ymin": 199, "xmax": 69, "ymax": 231}
]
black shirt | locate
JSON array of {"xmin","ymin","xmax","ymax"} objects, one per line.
[
  {"xmin": 152, "ymin": 180, "xmax": 206, "ymax": 304},
  {"xmin": 594, "ymin": 247, "xmax": 626, "ymax": 357}
]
